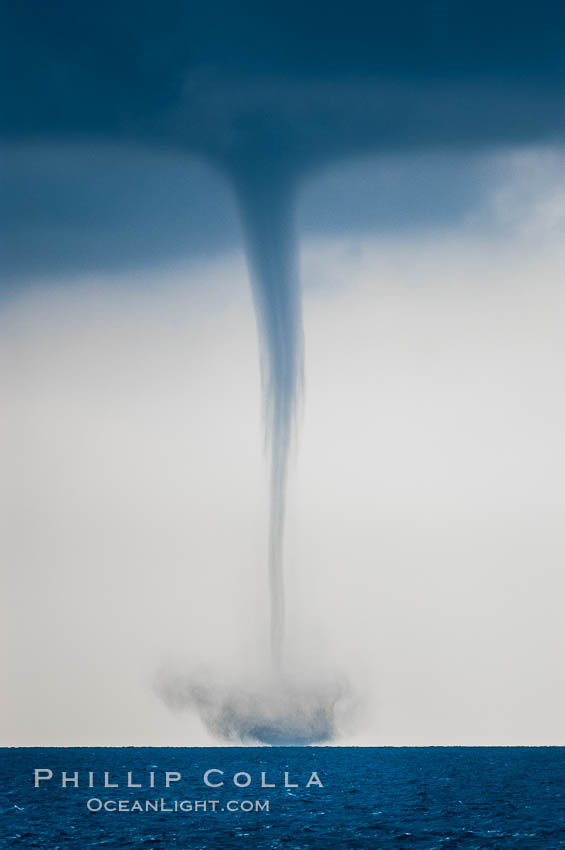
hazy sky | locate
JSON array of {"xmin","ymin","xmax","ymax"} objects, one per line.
[{"xmin": 2, "ymin": 147, "xmax": 565, "ymax": 744}]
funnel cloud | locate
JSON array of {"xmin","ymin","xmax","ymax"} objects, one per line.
[{"xmin": 235, "ymin": 172, "xmax": 303, "ymax": 668}]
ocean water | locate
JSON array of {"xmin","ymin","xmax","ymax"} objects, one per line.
[{"xmin": 1, "ymin": 747, "xmax": 564, "ymax": 848}]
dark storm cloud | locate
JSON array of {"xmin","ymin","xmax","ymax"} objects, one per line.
[
  {"xmin": 3, "ymin": 0, "xmax": 565, "ymax": 283},
  {"xmin": 3, "ymin": 0, "xmax": 565, "ymax": 143},
  {"xmin": 0, "ymin": 145, "xmax": 241, "ymax": 284}
]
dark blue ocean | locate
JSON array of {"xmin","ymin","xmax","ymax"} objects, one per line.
[{"xmin": 1, "ymin": 748, "xmax": 564, "ymax": 848}]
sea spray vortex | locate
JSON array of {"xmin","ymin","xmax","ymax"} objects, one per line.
[{"xmin": 157, "ymin": 669, "xmax": 351, "ymax": 745}]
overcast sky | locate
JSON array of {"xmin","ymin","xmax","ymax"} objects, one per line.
[{"xmin": 2, "ymin": 146, "xmax": 565, "ymax": 745}]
